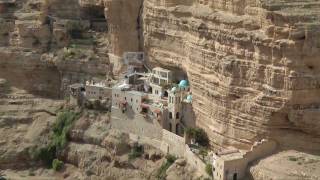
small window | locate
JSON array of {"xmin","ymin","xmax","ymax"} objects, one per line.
[
  {"xmin": 125, "ymin": 97, "xmax": 126, "ymax": 100},
  {"xmin": 131, "ymin": 98, "xmax": 133, "ymax": 102}
]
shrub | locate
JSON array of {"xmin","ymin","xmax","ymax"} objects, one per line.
[
  {"xmin": 52, "ymin": 159, "xmax": 64, "ymax": 171},
  {"xmin": 165, "ymin": 154, "xmax": 177, "ymax": 164},
  {"xmin": 205, "ymin": 164, "xmax": 213, "ymax": 177},
  {"xmin": 28, "ymin": 171, "xmax": 35, "ymax": 176},
  {"xmin": 30, "ymin": 110, "xmax": 80, "ymax": 167},
  {"xmin": 129, "ymin": 143, "xmax": 144, "ymax": 160},
  {"xmin": 156, "ymin": 154, "xmax": 176, "ymax": 180},
  {"xmin": 288, "ymin": 156, "xmax": 298, "ymax": 161},
  {"xmin": 199, "ymin": 147, "xmax": 209, "ymax": 160},
  {"xmin": 186, "ymin": 128, "xmax": 209, "ymax": 147}
]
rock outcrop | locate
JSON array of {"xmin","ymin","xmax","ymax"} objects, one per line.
[{"xmin": 142, "ymin": 0, "xmax": 320, "ymax": 151}]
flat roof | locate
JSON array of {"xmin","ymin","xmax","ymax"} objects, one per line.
[
  {"xmin": 127, "ymin": 90, "xmax": 147, "ymax": 96},
  {"xmin": 69, "ymin": 83, "xmax": 84, "ymax": 88}
]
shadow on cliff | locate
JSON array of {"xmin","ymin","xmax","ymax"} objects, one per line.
[{"xmin": 264, "ymin": 110, "xmax": 320, "ymax": 155}]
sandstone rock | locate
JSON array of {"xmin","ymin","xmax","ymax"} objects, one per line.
[
  {"xmin": 175, "ymin": 158, "xmax": 186, "ymax": 166},
  {"xmin": 142, "ymin": 0, "xmax": 320, "ymax": 152}
]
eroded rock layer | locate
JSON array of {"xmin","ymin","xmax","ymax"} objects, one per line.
[
  {"xmin": 0, "ymin": 0, "xmax": 110, "ymax": 97},
  {"xmin": 142, "ymin": 0, "xmax": 320, "ymax": 151}
]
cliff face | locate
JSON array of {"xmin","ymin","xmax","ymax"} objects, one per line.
[
  {"xmin": 0, "ymin": 0, "xmax": 110, "ymax": 98},
  {"xmin": 142, "ymin": 0, "xmax": 320, "ymax": 151}
]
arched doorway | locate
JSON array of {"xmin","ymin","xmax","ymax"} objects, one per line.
[{"xmin": 163, "ymin": 90, "xmax": 168, "ymax": 97}]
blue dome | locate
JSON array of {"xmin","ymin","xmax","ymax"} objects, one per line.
[{"xmin": 179, "ymin": 80, "xmax": 189, "ymax": 88}]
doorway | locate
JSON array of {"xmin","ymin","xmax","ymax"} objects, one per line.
[{"xmin": 233, "ymin": 173, "xmax": 237, "ymax": 180}]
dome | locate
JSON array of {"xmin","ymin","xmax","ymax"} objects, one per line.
[{"xmin": 178, "ymin": 80, "xmax": 189, "ymax": 88}]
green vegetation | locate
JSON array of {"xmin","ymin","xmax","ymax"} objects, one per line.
[
  {"xmin": 186, "ymin": 127, "xmax": 209, "ymax": 147},
  {"xmin": 156, "ymin": 154, "xmax": 177, "ymax": 180},
  {"xmin": 288, "ymin": 156, "xmax": 298, "ymax": 161},
  {"xmin": 205, "ymin": 163, "xmax": 213, "ymax": 177},
  {"xmin": 52, "ymin": 159, "xmax": 64, "ymax": 171},
  {"xmin": 199, "ymin": 147, "xmax": 209, "ymax": 160},
  {"xmin": 63, "ymin": 47, "xmax": 78, "ymax": 59},
  {"xmin": 129, "ymin": 143, "xmax": 144, "ymax": 160},
  {"xmin": 28, "ymin": 170, "xmax": 35, "ymax": 176},
  {"xmin": 30, "ymin": 110, "xmax": 80, "ymax": 167}
]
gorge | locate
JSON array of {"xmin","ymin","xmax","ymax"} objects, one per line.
[{"xmin": 0, "ymin": 0, "xmax": 320, "ymax": 179}]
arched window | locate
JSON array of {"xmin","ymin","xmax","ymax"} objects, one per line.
[{"xmin": 176, "ymin": 112, "xmax": 180, "ymax": 119}]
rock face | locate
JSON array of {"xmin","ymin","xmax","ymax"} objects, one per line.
[
  {"xmin": 0, "ymin": 0, "xmax": 111, "ymax": 98},
  {"xmin": 142, "ymin": 0, "xmax": 320, "ymax": 151}
]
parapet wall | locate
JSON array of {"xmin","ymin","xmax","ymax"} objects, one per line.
[{"xmin": 161, "ymin": 129, "xmax": 186, "ymax": 156}]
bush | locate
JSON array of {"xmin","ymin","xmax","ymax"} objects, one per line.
[
  {"xmin": 205, "ymin": 164, "xmax": 213, "ymax": 177},
  {"xmin": 186, "ymin": 128, "xmax": 209, "ymax": 147},
  {"xmin": 129, "ymin": 143, "xmax": 144, "ymax": 160},
  {"xmin": 30, "ymin": 110, "xmax": 80, "ymax": 167},
  {"xmin": 52, "ymin": 159, "xmax": 64, "ymax": 171},
  {"xmin": 156, "ymin": 154, "xmax": 177, "ymax": 180},
  {"xmin": 165, "ymin": 154, "xmax": 177, "ymax": 164},
  {"xmin": 288, "ymin": 156, "xmax": 298, "ymax": 161}
]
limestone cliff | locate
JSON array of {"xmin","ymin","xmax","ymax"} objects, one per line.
[
  {"xmin": 142, "ymin": 0, "xmax": 320, "ymax": 152},
  {"xmin": 0, "ymin": 0, "xmax": 110, "ymax": 98}
]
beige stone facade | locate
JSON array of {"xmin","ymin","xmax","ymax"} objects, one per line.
[{"xmin": 212, "ymin": 140, "xmax": 277, "ymax": 180}]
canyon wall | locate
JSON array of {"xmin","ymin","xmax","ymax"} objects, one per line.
[
  {"xmin": 142, "ymin": 0, "xmax": 320, "ymax": 152},
  {"xmin": 0, "ymin": 0, "xmax": 110, "ymax": 98}
]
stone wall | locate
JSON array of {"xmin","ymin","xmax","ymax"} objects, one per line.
[
  {"xmin": 161, "ymin": 129, "xmax": 186, "ymax": 157},
  {"xmin": 110, "ymin": 108, "xmax": 163, "ymax": 140},
  {"xmin": 185, "ymin": 145, "xmax": 207, "ymax": 175}
]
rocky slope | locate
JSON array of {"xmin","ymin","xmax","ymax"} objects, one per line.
[{"xmin": 142, "ymin": 0, "xmax": 320, "ymax": 152}]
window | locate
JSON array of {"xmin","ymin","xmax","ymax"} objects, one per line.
[
  {"xmin": 131, "ymin": 98, "xmax": 133, "ymax": 102},
  {"xmin": 176, "ymin": 112, "xmax": 180, "ymax": 119},
  {"xmin": 169, "ymin": 112, "xmax": 172, "ymax": 119},
  {"xmin": 125, "ymin": 97, "xmax": 126, "ymax": 100}
]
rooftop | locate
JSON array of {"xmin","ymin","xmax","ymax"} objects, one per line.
[{"xmin": 70, "ymin": 83, "xmax": 84, "ymax": 89}]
